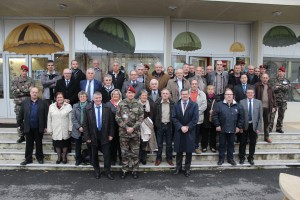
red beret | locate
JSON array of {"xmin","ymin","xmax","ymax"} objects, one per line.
[
  {"xmin": 144, "ymin": 64, "xmax": 150, "ymax": 69},
  {"xmin": 21, "ymin": 65, "xmax": 29, "ymax": 71},
  {"xmin": 127, "ymin": 85, "xmax": 136, "ymax": 93},
  {"xmin": 259, "ymin": 65, "xmax": 267, "ymax": 69},
  {"xmin": 278, "ymin": 66, "xmax": 286, "ymax": 72}
]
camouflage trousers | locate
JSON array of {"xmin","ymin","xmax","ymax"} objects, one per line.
[
  {"xmin": 14, "ymin": 100, "xmax": 24, "ymax": 137},
  {"xmin": 120, "ymin": 136, "xmax": 140, "ymax": 172},
  {"xmin": 269, "ymin": 102, "xmax": 287, "ymax": 131}
]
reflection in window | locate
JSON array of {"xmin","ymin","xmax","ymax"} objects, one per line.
[
  {"xmin": 171, "ymin": 55, "xmax": 186, "ymax": 70},
  {"xmin": 54, "ymin": 54, "xmax": 69, "ymax": 74},
  {"xmin": 0, "ymin": 56, "xmax": 3, "ymax": 98},
  {"xmin": 263, "ymin": 57, "xmax": 300, "ymax": 102},
  {"xmin": 75, "ymin": 53, "xmax": 164, "ymax": 75}
]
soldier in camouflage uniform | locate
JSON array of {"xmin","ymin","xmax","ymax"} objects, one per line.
[
  {"xmin": 115, "ymin": 85, "xmax": 144, "ymax": 179},
  {"xmin": 11, "ymin": 65, "xmax": 35, "ymax": 143},
  {"xmin": 269, "ymin": 67, "xmax": 291, "ymax": 133}
]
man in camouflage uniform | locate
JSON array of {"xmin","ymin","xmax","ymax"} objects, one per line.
[
  {"xmin": 11, "ymin": 65, "xmax": 35, "ymax": 143},
  {"xmin": 115, "ymin": 85, "xmax": 144, "ymax": 179},
  {"xmin": 269, "ymin": 67, "xmax": 291, "ymax": 133}
]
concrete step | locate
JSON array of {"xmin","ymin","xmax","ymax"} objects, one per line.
[
  {"xmin": 1, "ymin": 148, "xmax": 300, "ymax": 161},
  {"xmin": 0, "ymin": 159, "xmax": 298, "ymax": 171},
  {"xmin": 0, "ymin": 140, "xmax": 300, "ymax": 150}
]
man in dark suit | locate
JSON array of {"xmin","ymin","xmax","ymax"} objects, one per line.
[
  {"xmin": 121, "ymin": 70, "xmax": 144, "ymax": 99},
  {"xmin": 80, "ymin": 68, "xmax": 102, "ymax": 102},
  {"xmin": 228, "ymin": 64, "xmax": 243, "ymax": 89},
  {"xmin": 247, "ymin": 65, "xmax": 260, "ymax": 85},
  {"xmin": 55, "ymin": 68, "xmax": 79, "ymax": 106},
  {"xmin": 234, "ymin": 74, "xmax": 250, "ymax": 103},
  {"xmin": 172, "ymin": 89, "xmax": 199, "ymax": 177},
  {"xmin": 70, "ymin": 60, "xmax": 86, "ymax": 83},
  {"xmin": 239, "ymin": 88, "xmax": 263, "ymax": 165},
  {"xmin": 108, "ymin": 61, "xmax": 126, "ymax": 90},
  {"xmin": 83, "ymin": 91, "xmax": 115, "ymax": 180},
  {"xmin": 148, "ymin": 78, "xmax": 161, "ymax": 103},
  {"xmin": 17, "ymin": 87, "xmax": 48, "ymax": 165}
]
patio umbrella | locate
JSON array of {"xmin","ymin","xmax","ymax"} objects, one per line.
[
  {"xmin": 263, "ymin": 26, "xmax": 298, "ymax": 47},
  {"xmin": 3, "ymin": 23, "xmax": 64, "ymax": 54},
  {"xmin": 84, "ymin": 17, "xmax": 135, "ymax": 53},
  {"xmin": 173, "ymin": 31, "xmax": 201, "ymax": 51}
]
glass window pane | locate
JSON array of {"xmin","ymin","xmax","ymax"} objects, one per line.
[
  {"xmin": 0, "ymin": 55, "xmax": 3, "ymax": 98},
  {"xmin": 171, "ymin": 55, "xmax": 186, "ymax": 70},
  {"xmin": 54, "ymin": 54, "xmax": 69, "ymax": 74},
  {"xmin": 31, "ymin": 57, "xmax": 50, "ymax": 98},
  {"xmin": 9, "ymin": 57, "xmax": 26, "ymax": 99}
]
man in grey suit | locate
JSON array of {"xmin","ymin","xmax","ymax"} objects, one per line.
[
  {"xmin": 121, "ymin": 70, "xmax": 144, "ymax": 99},
  {"xmin": 239, "ymin": 87, "xmax": 263, "ymax": 165}
]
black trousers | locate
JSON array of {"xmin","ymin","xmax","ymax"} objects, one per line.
[
  {"xmin": 74, "ymin": 136, "xmax": 82, "ymax": 162},
  {"xmin": 91, "ymin": 135, "xmax": 111, "ymax": 173},
  {"xmin": 263, "ymin": 107, "xmax": 270, "ymax": 139},
  {"xmin": 139, "ymin": 140, "xmax": 148, "ymax": 161},
  {"xmin": 110, "ymin": 128, "xmax": 122, "ymax": 163},
  {"xmin": 176, "ymin": 152, "xmax": 192, "ymax": 171},
  {"xmin": 219, "ymin": 133, "xmax": 235, "ymax": 161},
  {"xmin": 201, "ymin": 126, "xmax": 217, "ymax": 149},
  {"xmin": 239, "ymin": 123, "xmax": 257, "ymax": 160},
  {"xmin": 194, "ymin": 123, "xmax": 202, "ymax": 149},
  {"xmin": 25, "ymin": 128, "xmax": 44, "ymax": 161}
]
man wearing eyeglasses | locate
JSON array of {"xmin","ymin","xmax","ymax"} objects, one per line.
[
  {"xmin": 41, "ymin": 60, "xmax": 62, "ymax": 106},
  {"xmin": 213, "ymin": 88, "xmax": 244, "ymax": 166},
  {"xmin": 207, "ymin": 60, "xmax": 229, "ymax": 102}
]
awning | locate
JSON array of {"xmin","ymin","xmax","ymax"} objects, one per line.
[
  {"xmin": 263, "ymin": 26, "xmax": 298, "ymax": 47},
  {"xmin": 230, "ymin": 42, "xmax": 245, "ymax": 52},
  {"xmin": 173, "ymin": 31, "xmax": 201, "ymax": 51},
  {"xmin": 3, "ymin": 23, "xmax": 64, "ymax": 54},
  {"xmin": 84, "ymin": 17, "xmax": 135, "ymax": 53}
]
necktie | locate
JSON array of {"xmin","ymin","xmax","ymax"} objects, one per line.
[
  {"xmin": 132, "ymin": 82, "xmax": 137, "ymax": 87},
  {"xmin": 183, "ymin": 101, "xmax": 187, "ymax": 114},
  {"xmin": 66, "ymin": 80, "xmax": 69, "ymax": 86},
  {"xmin": 249, "ymin": 99, "xmax": 252, "ymax": 121},
  {"xmin": 243, "ymin": 84, "xmax": 246, "ymax": 94},
  {"xmin": 97, "ymin": 106, "xmax": 101, "ymax": 131},
  {"xmin": 154, "ymin": 91, "xmax": 156, "ymax": 95},
  {"xmin": 87, "ymin": 80, "xmax": 92, "ymax": 101}
]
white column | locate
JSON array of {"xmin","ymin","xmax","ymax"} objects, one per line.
[
  {"xmin": 68, "ymin": 16, "xmax": 75, "ymax": 67},
  {"xmin": 164, "ymin": 16, "xmax": 171, "ymax": 69},
  {"xmin": 252, "ymin": 20, "xmax": 263, "ymax": 66}
]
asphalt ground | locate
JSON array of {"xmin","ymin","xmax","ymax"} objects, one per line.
[{"xmin": 0, "ymin": 168, "xmax": 300, "ymax": 200}]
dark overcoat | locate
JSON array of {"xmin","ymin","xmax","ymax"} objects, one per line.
[
  {"xmin": 82, "ymin": 103, "xmax": 114, "ymax": 146},
  {"xmin": 172, "ymin": 99, "xmax": 199, "ymax": 153}
]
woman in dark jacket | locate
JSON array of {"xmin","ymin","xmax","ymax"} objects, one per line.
[
  {"xmin": 106, "ymin": 89, "xmax": 122, "ymax": 165},
  {"xmin": 71, "ymin": 91, "xmax": 89, "ymax": 166},
  {"xmin": 202, "ymin": 85, "xmax": 217, "ymax": 153},
  {"xmin": 138, "ymin": 89, "xmax": 155, "ymax": 165}
]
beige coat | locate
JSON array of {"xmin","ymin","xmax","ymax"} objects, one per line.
[
  {"xmin": 166, "ymin": 77, "xmax": 191, "ymax": 103},
  {"xmin": 47, "ymin": 102, "xmax": 73, "ymax": 140}
]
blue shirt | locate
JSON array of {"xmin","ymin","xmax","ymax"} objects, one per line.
[{"xmin": 30, "ymin": 100, "xmax": 39, "ymax": 129}]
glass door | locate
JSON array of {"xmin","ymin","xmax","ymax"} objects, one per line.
[{"xmin": 212, "ymin": 57, "xmax": 234, "ymax": 72}]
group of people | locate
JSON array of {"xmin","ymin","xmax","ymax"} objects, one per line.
[{"xmin": 12, "ymin": 59, "xmax": 291, "ymax": 180}]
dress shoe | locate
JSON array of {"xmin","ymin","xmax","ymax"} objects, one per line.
[
  {"xmin": 120, "ymin": 171, "xmax": 127, "ymax": 179},
  {"xmin": 167, "ymin": 160, "xmax": 174, "ymax": 166},
  {"xmin": 139, "ymin": 159, "xmax": 146, "ymax": 165},
  {"xmin": 56, "ymin": 158, "xmax": 62, "ymax": 164},
  {"xmin": 106, "ymin": 172, "xmax": 115, "ymax": 180},
  {"xmin": 195, "ymin": 148, "xmax": 202, "ymax": 154},
  {"xmin": 239, "ymin": 159, "xmax": 245, "ymax": 165},
  {"xmin": 211, "ymin": 148, "xmax": 216, "ymax": 153},
  {"xmin": 94, "ymin": 171, "xmax": 101, "ymax": 179},
  {"xmin": 217, "ymin": 160, "xmax": 224, "ymax": 166},
  {"xmin": 154, "ymin": 160, "xmax": 161, "ymax": 166},
  {"xmin": 20, "ymin": 160, "xmax": 32, "ymax": 165},
  {"xmin": 37, "ymin": 159, "xmax": 44, "ymax": 164},
  {"xmin": 132, "ymin": 171, "xmax": 139, "ymax": 179},
  {"xmin": 17, "ymin": 136, "xmax": 25, "ymax": 143},
  {"xmin": 264, "ymin": 138, "xmax": 272, "ymax": 143},
  {"xmin": 248, "ymin": 159, "xmax": 255, "ymax": 165},
  {"xmin": 173, "ymin": 168, "xmax": 182, "ymax": 175},
  {"xmin": 184, "ymin": 170, "xmax": 191, "ymax": 177},
  {"xmin": 75, "ymin": 160, "xmax": 81, "ymax": 166},
  {"xmin": 228, "ymin": 159, "xmax": 237, "ymax": 166},
  {"xmin": 62, "ymin": 157, "xmax": 68, "ymax": 164},
  {"xmin": 202, "ymin": 148, "xmax": 207, "ymax": 152},
  {"xmin": 276, "ymin": 129, "xmax": 284, "ymax": 133}
]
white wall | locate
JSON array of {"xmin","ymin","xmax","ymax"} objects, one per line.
[
  {"xmin": 74, "ymin": 17, "xmax": 165, "ymax": 53},
  {"xmin": 1, "ymin": 18, "xmax": 69, "ymax": 52},
  {"xmin": 263, "ymin": 22, "xmax": 300, "ymax": 58},
  {"xmin": 171, "ymin": 21, "xmax": 251, "ymax": 57}
]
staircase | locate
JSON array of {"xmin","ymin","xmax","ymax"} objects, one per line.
[{"xmin": 0, "ymin": 126, "xmax": 300, "ymax": 171}]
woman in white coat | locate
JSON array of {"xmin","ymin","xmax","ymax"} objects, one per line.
[{"xmin": 47, "ymin": 92, "xmax": 72, "ymax": 164}]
